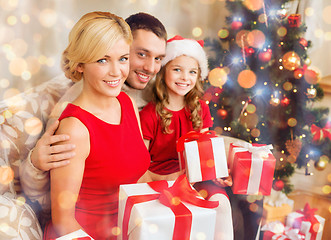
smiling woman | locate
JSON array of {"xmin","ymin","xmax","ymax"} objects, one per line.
[{"xmin": 42, "ymin": 11, "xmax": 151, "ymax": 240}]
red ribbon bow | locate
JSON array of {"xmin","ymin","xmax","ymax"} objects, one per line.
[
  {"xmin": 167, "ymin": 35, "xmax": 204, "ymax": 47},
  {"xmin": 311, "ymin": 121, "xmax": 331, "ymax": 142},
  {"xmin": 176, "ymin": 130, "xmax": 217, "ymax": 153},
  {"xmin": 295, "ymin": 203, "xmax": 320, "ymax": 240},
  {"xmin": 122, "ymin": 175, "xmax": 218, "ymax": 240}
]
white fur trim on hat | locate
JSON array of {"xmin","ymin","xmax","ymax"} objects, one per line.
[{"xmin": 162, "ymin": 38, "xmax": 209, "ymax": 80}]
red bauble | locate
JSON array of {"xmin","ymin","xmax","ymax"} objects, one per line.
[
  {"xmin": 217, "ymin": 109, "xmax": 228, "ymax": 119},
  {"xmin": 273, "ymin": 179, "xmax": 284, "ymax": 191},
  {"xmin": 281, "ymin": 97, "xmax": 290, "ymax": 106},
  {"xmin": 231, "ymin": 21, "xmax": 243, "ymax": 30},
  {"xmin": 245, "ymin": 47, "xmax": 255, "ymax": 57},
  {"xmin": 258, "ymin": 49, "xmax": 272, "ymax": 62}
]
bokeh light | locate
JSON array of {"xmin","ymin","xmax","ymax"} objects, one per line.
[
  {"xmin": 112, "ymin": 226, "xmax": 121, "ymax": 236},
  {"xmin": 322, "ymin": 6, "xmax": 331, "ymax": 24},
  {"xmin": 243, "ymin": 0, "xmax": 264, "ymax": 11},
  {"xmin": 0, "ymin": 166, "xmax": 14, "ymax": 185},
  {"xmin": 24, "ymin": 117, "xmax": 43, "ymax": 136},
  {"xmin": 10, "ymin": 38, "xmax": 28, "ymax": 57},
  {"xmin": 208, "ymin": 67, "xmax": 228, "ymax": 87},
  {"xmin": 287, "ymin": 118, "xmax": 297, "ymax": 127},
  {"xmin": 39, "ymin": 9, "xmax": 58, "ymax": 28},
  {"xmin": 305, "ymin": 7, "xmax": 314, "ymax": 17},
  {"xmin": 247, "ymin": 30, "xmax": 265, "ymax": 48},
  {"xmin": 0, "ymin": 78, "xmax": 10, "ymax": 89},
  {"xmin": 251, "ymin": 128, "xmax": 260, "ymax": 137},
  {"xmin": 7, "ymin": 15, "xmax": 17, "ymax": 26},
  {"xmin": 196, "ymin": 232, "xmax": 207, "ymax": 240},
  {"xmin": 246, "ymin": 104, "xmax": 256, "ymax": 114},
  {"xmin": 277, "ymin": 26, "xmax": 287, "ymax": 37},
  {"xmin": 218, "ymin": 28, "xmax": 229, "ymax": 39},
  {"xmin": 238, "ymin": 69, "xmax": 257, "ymax": 88},
  {"xmin": 192, "ymin": 27, "xmax": 203, "ymax": 37},
  {"xmin": 240, "ymin": 113, "xmax": 259, "ymax": 129},
  {"xmin": 3, "ymin": 88, "xmax": 20, "ymax": 100},
  {"xmin": 322, "ymin": 185, "xmax": 331, "ymax": 194},
  {"xmin": 283, "ymin": 81, "xmax": 293, "ymax": 91},
  {"xmin": 9, "ymin": 58, "xmax": 28, "ymax": 76}
]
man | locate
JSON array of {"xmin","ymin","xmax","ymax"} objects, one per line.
[{"xmin": 19, "ymin": 12, "xmax": 167, "ymax": 226}]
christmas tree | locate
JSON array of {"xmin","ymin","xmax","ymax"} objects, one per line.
[{"xmin": 204, "ymin": 0, "xmax": 331, "ymax": 194}]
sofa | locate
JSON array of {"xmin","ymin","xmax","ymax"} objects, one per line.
[
  {"xmin": 0, "ymin": 74, "xmax": 261, "ymax": 240},
  {"xmin": 0, "ymin": 74, "xmax": 72, "ymax": 239}
]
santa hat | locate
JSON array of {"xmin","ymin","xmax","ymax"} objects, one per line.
[{"xmin": 162, "ymin": 35, "xmax": 209, "ymax": 80}]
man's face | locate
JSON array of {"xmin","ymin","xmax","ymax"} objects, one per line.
[{"xmin": 126, "ymin": 29, "xmax": 166, "ymax": 90}]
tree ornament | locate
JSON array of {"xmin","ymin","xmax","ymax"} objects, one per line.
[
  {"xmin": 306, "ymin": 87, "xmax": 317, "ymax": 98},
  {"xmin": 311, "ymin": 121, "xmax": 331, "ymax": 144},
  {"xmin": 272, "ymin": 179, "xmax": 285, "ymax": 191},
  {"xmin": 282, "ymin": 51, "xmax": 301, "ymax": 71},
  {"xmin": 270, "ymin": 96, "xmax": 280, "ymax": 106},
  {"xmin": 231, "ymin": 21, "xmax": 243, "ymax": 30},
  {"xmin": 294, "ymin": 68, "xmax": 304, "ymax": 79},
  {"xmin": 276, "ymin": 8, "xmax": 287, "ymax": 20},
  {"xmin": 304, "ymin": 69, "xmax": 319, "ymax": 84},
  {"xmin": 217, "ymin": 109, "xmax": 228, "ymax": 119},
  {"xmin": 314, "ymin": 157, "xmax": 328, "ymax": 171},
  {"xmin": 258, "ymin": 48, "xmax": 272, "ymax": 62},
  {"xmin": 244, "ymin": 47, "xmax": 255, "ymax": 57},
  {"xmin": 285, "ymin": 138, "xmax": 302, "ymax": 161},
  {"xmin": 280, "ymin": 97, "xmax": 290, "ymax": 106},
  {"xmin": 288, "ymin": 14, "xmax": 301, "ymax": 28},
  {"xmin": 299, "ymin": 38, "xmax": 308, "ymax": 48}
]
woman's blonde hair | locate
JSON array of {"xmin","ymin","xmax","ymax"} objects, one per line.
[
  {"xmin": 153, "ymin": 61, "xmax": 204, "ymax": 134},
  {"xmin": 62, "ymin": 11, "xmax": 132, "ymax": 82}
]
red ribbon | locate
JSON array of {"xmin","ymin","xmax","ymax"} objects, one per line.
[
  {"xmin": 295, "ymin": 203, "xmax": 320, "ymax": 240},
  {"xmin": 177, "ymin": 131, "xmax": 218, "ymax": 180},
  {"xmin": 122, "ymin": 175, "xmax": 219, "ymax": 240},
  {"xmin": 167, "ymin": 35, "xmax": 204, "ymax": 47},
  {"xmin": 311, "ymin": 121, "xmax": 331, "ymax": 142}
]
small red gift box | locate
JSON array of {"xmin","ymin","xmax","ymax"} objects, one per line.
[
  {"xmin": 288, "ymin": 14, "xmax": 301, "ymax": 27},
  {"xmin": 262, "ymin": 221, "xmax": 305, "ymax": 240},
  {"xmin": 117, "ymin": 175, "xmax": 219, "ymax": 240},
  {"xmin": 228, "ymin": 142, "xmax": 276, "ymax": 195},
  {"xmin": 286, "ymin": 203, "xmax": 325, "ymax": 240},
  {"xmin": 177, "ymin": 131, "xmax": 228, "ymax": 183}
]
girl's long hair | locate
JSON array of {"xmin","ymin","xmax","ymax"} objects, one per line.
[{"xmin": 153, "ymin": 61, "xmax": 204, "ymax": 134}]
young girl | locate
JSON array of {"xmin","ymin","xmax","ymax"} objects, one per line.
[
  {"xmin": 139, "ymin": 35, "xmax": 234, "ymax": 239},
  {"xmin": 43, "ymin": 12, "xmax": 150, "ymax": 240}
]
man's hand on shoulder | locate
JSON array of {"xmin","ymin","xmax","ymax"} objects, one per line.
[{"xmin": 31, "ymin": 120, "xmax": 75, "ymax": 171}]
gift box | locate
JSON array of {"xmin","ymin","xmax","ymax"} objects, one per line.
[
  {"xmin": 117, "ymin": 175, "xmax": 218, "ymax": 240},
  {"xmin": 263, "ymin": 203, "xmax": 293, "ymax": 224},
  {"xmin": 228, "ymin": 142, "xmax": 276, "ymax": 195},
  {"xmin": 263, "ymin": 189, "xmax": 294, "ymax": 224},
  {"xmin": 261, "ymin": 221, "xmax": 305, "ymax": 240},
  {"xmin": 286, "ymin": 203, "xmax": 325, "ymax": 240},
  {"xmin": 177, "ymin": 131, "xmax": 228, "ymax": 183}
]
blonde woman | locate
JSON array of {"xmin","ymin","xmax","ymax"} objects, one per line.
[{"xmin": 43, "ymin": 12, "xmax": 150, "ymax": 240}]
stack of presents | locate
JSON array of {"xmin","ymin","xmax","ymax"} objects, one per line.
[{"xmin": 72, "ymin": 131, "xmax": 325, "ymax": 239}]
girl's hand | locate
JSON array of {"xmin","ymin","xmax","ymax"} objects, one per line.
[{"xmin": 212, "ymin": 170, "xmax": 232, "ymax": 187}]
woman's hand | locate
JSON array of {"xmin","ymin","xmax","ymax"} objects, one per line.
[{"xmin": 212, "ymin": 169, "xmax": 232, "ymax": 187}]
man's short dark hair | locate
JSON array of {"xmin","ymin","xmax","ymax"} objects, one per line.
[{"xmin": 125, "ymin": 12, "xmax": 167, "ymax": 41}]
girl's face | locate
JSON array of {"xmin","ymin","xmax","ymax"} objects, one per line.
[
  {"xmin": 164, "ymin": 55, "xmax": 199, "ymax": 98},
  {"xmin": 77, "ymin": 38, "xmax": 130, "ymax": 98}
]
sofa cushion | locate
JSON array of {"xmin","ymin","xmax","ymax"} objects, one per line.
[
  {"xmin": 0, "ymin": 195, "xmax": 43, "ymax": 239},
  {"xmin": 0, "ymin": 74, "xmax": 72, "ymax": 195}
]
